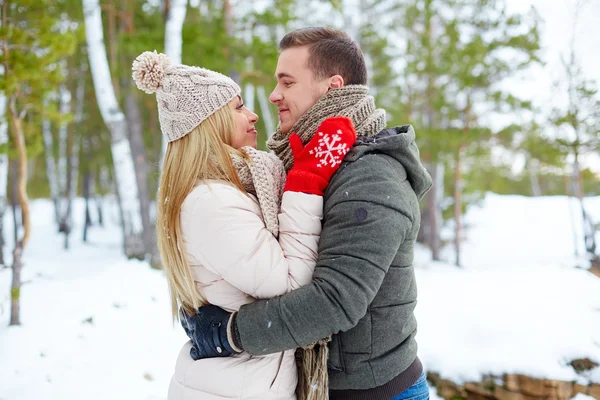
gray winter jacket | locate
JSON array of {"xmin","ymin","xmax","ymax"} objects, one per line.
[{"xmin": 235, "ymin": 125, "xmax": 432, "ymax": 390}]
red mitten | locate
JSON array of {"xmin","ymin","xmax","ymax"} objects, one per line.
[{"xmin": 284, "ymin": 117, "xmax": 357, "ymax": 195}]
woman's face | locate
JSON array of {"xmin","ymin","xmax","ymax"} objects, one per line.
[{"xmin": 229, "ymin": 96, "xmax": 259, "ymax": 149}]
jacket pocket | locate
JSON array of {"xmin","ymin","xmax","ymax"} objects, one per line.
[{"xmin": 327, "ymin": 334, "xmax": 345, "ymax": 372}]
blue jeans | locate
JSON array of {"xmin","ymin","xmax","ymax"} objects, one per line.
[{"xmin": 390, "ymin": 372, "xmax": 429, "ymax": 400}]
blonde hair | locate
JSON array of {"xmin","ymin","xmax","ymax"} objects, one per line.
[{"xmin": 157, "ymin": 105, "xmax": 247, "ymax": 320}]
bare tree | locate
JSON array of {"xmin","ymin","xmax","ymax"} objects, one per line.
[{"xmin": 552, "ymin": 0, "xmax": 599, "ymax": 261}]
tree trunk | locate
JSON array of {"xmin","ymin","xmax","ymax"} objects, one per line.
[
  {"xmin": 10, "ymin": 159, "xmax": 19, "ymax": 248},
  {"xmin": 8, "ymin": 100, "xmax": 30, "ymax": 326},
  {"xmin": 417, "ymin": 159, "xmax": 430, "ymax": 245},
  {"xmin": 64, "ymin": 76, "xmax": 84, "ymax": 250},
  {"xmin": 10, "ymin": 242, "xmax": 22, "ymax": 326},
  {"xmin": 454, "ymin": 146, "xmax": 463, "ymax": 267},
  {"xmin": 42, "ymin": 96, "xmax": 60, "ymax": 225},
  {"xmin": 257, "ymin": 86, "xmax": 275, "ymax": 138},
  {"xmin": 97, "ymin": 166, "xmax": 108, "ymax": 228},
  {"xmin": 163, "ymin": 0, "xmax": 187, "ymax": 64},
  {"xmin": 125, "ymin": 90, "xmax": 156, "ymax": 264},
  {"xmin": 528, "ymin": 159, "xmax": 542, "ymax": 196},
  {"xmin": 107, "ymin": 0, "xmax": 119, "ymax": 99},
  {"xmin": 567, "ymin": 190, "xmax": 580, "ymax": 257},
  {"xmin": 572, "ymin": 152, "xmax": 597, "ymax": 258},
  {"xmin": 244, "ymin": 82, "xmax": 255, "ymax": 114},
  {"xmin": 429, "ymin": 162, "xmax": 443, "ymax": 261},
  {"xmin": 161, "ymin": 0, "xmax": 187, "ymax": 167},
  {"xmin": 82, "ymin": 131, "xmax": 93, "ymax": 242},
  {"xmin": 58, "ymin": 85, "xmax": 71, "ymax": 236},
  {"xmin": 83, "ymin": 0, "xmax": 144, "ymax": 257},
  {"xmin": 223, "ymin": 0, "xmax": 239, "ymax": 85},
  {"xmin": 83, "ymin": 170, "xmax": 92, "ymax": 242},
  {"xmin": 0, "ymin": 93, "xmax": 8, "ymax": 266}
]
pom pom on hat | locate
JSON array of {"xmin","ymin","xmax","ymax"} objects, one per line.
[{"xmin": 132, "ymin": 51, "xmax": 171, "ymax": 94}]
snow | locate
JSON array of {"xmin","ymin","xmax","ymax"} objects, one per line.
[
  {"xmin": 572, "ymin": 395, "xmax": 597, "ymax": 400},
  {"xmin": 0, "ymin": 198, "xmax": 184, "ymax": 399},
  {"xmin": 1, "ymin": 193, "xmax": 599, "ymax": 399}
]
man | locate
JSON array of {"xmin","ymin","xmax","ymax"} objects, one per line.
[{"xmin": 181, "ymin": 27, "xmax": 432, "ymax": 399}]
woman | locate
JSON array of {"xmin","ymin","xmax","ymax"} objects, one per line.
[{"xmin": 132, "ymin": 51, "xmax": 356, "ymax": 400}]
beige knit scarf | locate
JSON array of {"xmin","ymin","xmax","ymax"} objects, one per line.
[
  {"xmin": 231, "ymin": 147, "xmax": 286, "ymax": 237},
  {"xmin": 267, "ymin": 85, "xmax": 387, "ymax": 172},
  {"xmin": 266, "ymin": 85, "xmax": 386, "ymax": 400}
]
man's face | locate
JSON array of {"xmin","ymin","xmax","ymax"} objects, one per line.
[{"xmin": 269, "ymin": 46, "xmax": 331, "ymax": 135}]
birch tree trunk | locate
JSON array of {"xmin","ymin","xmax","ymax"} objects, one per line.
[
  {"xmin": 454, "ymin": 146, "xmax": 463, "ymax": 267},
  {"xmin": 244, "ymin": 82, "xmax": 255, "ymax": 112},
  {"xmin": 164, "ymin": 0, "xmax": 186, "ymax": 64},
  {"xmin": 57, "ymin": 85, "xmax": 71, "ymax": 235},
  {"xmin": 0, "ymin": 91, "xmax": 8, "ymax": 266},
  {"xmin": 83, "ymin": 0, "xmax": 144, "ymax": 257},
  {"xmin": 223, "ymin": 0, "xmax": 239, "ymax": 85},
  {"xmin": 64, "ymin": 75, "xmax": 84, "ymax": 249},
  {"xmin": 8, "ymin": 98, "xmax": 30, "ymax": 326},
  {"xmin": 528, "ymin": 159, "xmax": 542, "ymax": 196},
  {"xmin": 428, "ymin": 162, "xmax": 444, "ymax": 261},
  {"xmin": 257, "ymin": 86, "xmax": 275, "ymax": 138},
  {"xmin": 97, "ymin": 165, "xmax": 109, "ymax": 227},
  {"xmin": 160, "ymin": 0, "xmax": 187, "ymax": 167},
  {"xmin": 42, "ymin": 96, "xmax": 60, "ymax": 225}
]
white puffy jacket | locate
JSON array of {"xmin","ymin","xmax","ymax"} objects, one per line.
[{"xmin": 168, "ymin": 180, "xmax": 323, "ymax": 400}]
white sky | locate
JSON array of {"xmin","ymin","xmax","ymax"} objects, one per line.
[
  {"xmin": 505, "ymin": 0, "xmax": 600, "ymax": 111},
  {"xmin": 504, "ymin": 0, "xmax": 600, "ymax": 173}
]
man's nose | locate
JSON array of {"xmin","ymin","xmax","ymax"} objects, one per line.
[{"xmin": 269, "ymin": 88, "xmax": 282, "ymax": 104}]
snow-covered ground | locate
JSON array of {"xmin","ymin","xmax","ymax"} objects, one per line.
[{"xmin": 1, "ymin": 193, "xmax": 599, "ymax": 399}]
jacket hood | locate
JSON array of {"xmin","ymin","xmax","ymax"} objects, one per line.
[{"xmin": 345, "ymin": 125, "xmax": 432, "ymax": 200}]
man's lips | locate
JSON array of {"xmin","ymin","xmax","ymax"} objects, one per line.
[{"xmin": 278, "ymin": 109, "xmax": 289, "ymax": 116}]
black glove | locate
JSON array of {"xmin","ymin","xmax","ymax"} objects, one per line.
[{"xmin": 179, "ymin": 304, "xmax": 239, "ymax": 360}]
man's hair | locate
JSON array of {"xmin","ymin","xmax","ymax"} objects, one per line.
[{"xmin": 279, "ymin": 27, "xmax": 367, "ymax": 85}]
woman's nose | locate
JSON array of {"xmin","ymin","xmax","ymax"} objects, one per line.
[{"xmin": 246, "ymin": 108, "xmax": 258, "ymax": 123}]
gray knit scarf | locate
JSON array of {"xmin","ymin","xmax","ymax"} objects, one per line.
[
  {"xmin": 231, "ymin": 147, "xmax": 286, "ymax": 237},
  {"xmin": 267, "ymin": 85, "xmax": 387, "ymax": 172}
]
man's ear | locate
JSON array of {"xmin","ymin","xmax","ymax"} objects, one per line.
[{"xmin": 328, "ymin": 75, "xmax": 344, "ymax": 89}]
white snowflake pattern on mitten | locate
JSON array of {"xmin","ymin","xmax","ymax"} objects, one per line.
[{"xmin": 308, "ymin": 130, "xmax": 350, "ymax": 168}]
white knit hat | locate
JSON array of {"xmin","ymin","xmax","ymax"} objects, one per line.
[{"xmin": 132, "ymin": 51, "xmax": 241, "ymax": 142}]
